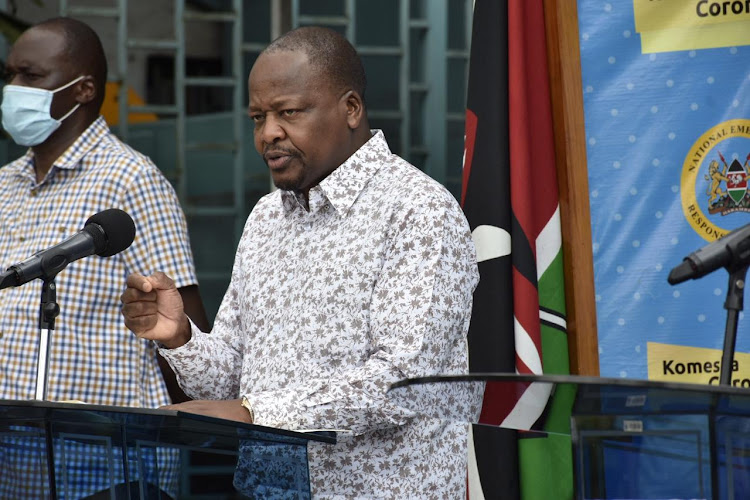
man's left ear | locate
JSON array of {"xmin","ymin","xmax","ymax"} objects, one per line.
[
  {"xmin": 76, "ymin": 76, "xmax": 96, "ymax": 105},
  {"xmin": 342, "ymin": 90, "xmax": 364, "ymax": 129}
]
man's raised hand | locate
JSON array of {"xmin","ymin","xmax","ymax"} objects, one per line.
[{"xmin": 121, "ymin": 272, "xmax": 191, "ymax": 349}]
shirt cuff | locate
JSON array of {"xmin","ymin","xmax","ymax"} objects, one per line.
[{"xmin": 157, "ymin": 319, "xmax": 202, "ymax": 355}]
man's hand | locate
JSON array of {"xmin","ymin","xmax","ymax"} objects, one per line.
[
  {"xmin": 121, "ymin": 272, "xmax": 191, "ymax": 349},
  {"xmin": 160, "ymin": 399, "xmax": 253, "ymax": 423}
]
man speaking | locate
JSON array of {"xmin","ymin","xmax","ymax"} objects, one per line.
[{"xmin": 122, "ymin": 26, "xmax": 479, "ymax": 499}]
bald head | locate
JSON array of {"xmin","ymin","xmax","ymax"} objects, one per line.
[
  {"xmin": 33, "ymin": 17, "xmax": 107, "ymax": 111},
  {"xmin": 263, "ymin": 26, "xmax": 366, "ymax": 106}
]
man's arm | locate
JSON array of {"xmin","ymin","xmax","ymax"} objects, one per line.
[
  {"xmin": 122, "ymin": 270, "xmax": 244, "ymax": 398},
  {"xmin": 123, "ymin": 273, "xmax": 252, "ymax": 418},
  {"xmin": 157, "ymin": 284, "xmax": 209, "ymax": 403}
]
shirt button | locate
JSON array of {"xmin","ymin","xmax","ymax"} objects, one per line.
[
  {"xmin": 18, "ymin": 236, "xmax": 25, "ymax": 242},
  {"xmin": 29, "ymin": 190, "xmax": 37, "ymax": 197}
]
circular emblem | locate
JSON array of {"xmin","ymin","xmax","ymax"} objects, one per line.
[{"xmin": 681, "ymin": 119, "xmax": 750, "ymax": 242}]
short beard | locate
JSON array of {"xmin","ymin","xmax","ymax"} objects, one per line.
[
  {"xmin": 271, "ymin": 176, "xmax": 302, "ymax": 192},
  {"xmin": 272, "ymin": 176, "xmax": 302, "ymax": 192}
]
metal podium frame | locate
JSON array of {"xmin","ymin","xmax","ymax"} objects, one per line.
[
  {"xmin": 389, "ymin": 373, "xmax": 750, "ymax": 500},
  {"xmin": 0, "ymin": 399, "xmax": 335, "ymax": 499}
]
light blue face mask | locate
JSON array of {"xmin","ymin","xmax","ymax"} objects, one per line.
[{"xmin": 1, "ymin": 76, "xmax": 85, "ymax": 147}]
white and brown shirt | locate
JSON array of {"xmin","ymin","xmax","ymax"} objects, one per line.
[{"xmin": 161, "ymin": 130, "xmax": 479, "ymax": 499}]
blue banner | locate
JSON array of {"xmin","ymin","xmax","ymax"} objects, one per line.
[{"xmin": 577, "ymin": 1, "xmax": 750, "ymax": 382}]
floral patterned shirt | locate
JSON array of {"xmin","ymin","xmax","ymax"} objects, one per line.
[{"xmin": 161, "ymin": 130, "xmax": 479, "ymax": 499}]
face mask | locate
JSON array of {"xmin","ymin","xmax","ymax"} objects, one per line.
[{"xmin": 1, "ymin": 76, "xmax": 85, "ymax": 146}]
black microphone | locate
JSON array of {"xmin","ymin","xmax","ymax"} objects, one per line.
[
  {"xmin": 668, "ymin": 223, "xmax": 750, "ymax": 285},
  {"xmin": 0, "ymin": 209, "xmax": 136, "ymax": 289}
]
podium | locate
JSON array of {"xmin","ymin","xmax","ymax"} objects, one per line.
[
  {"xmin": 0, "ymin": 399, "xmax": 334, "ymax": 499},
  {"xmin": 388, "ymin": 373, "xmax": 750, "ymax": 500}
]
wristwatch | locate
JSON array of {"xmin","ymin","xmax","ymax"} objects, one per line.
[{"xmin": 241, "ymin": 395, "xmax": 255, "ymax": 423}]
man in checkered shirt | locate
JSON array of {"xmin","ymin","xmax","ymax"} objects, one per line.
[{"xmin": 0, "ymin": 17, "xmax": 209, "ymax": 498}]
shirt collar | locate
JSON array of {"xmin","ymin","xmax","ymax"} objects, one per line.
[
  {"xmin": 9, "ymin": 116, "xmax": 110, "ymax": 179},
  {"xmin": 280, "ymin": 130, "xmax": 391, "ymax": 215},
  {"xmin": 53, "ymin": 115, "xmax": 110, "ymax": 170}
]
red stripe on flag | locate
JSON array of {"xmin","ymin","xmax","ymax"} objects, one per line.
[
  {"xmin": 508, "ymin": 0, "xmax": 559, "ymax": 245},
  {"xmin": 479, "ymin": 380, "xmax": 531, "ymax": 426},
  {"xmin": 515, "ymin": 356, "xmax": 533, "ymax": 377},
  {"xmin": 462, "ymin": 109, "xmax": 478, "ymax": 207}
]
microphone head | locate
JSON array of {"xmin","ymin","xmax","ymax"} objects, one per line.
[
  {"xmin": 85, "ymin": 209, "xmax": 136, "ymax": 257},
  {"xmin": 667, "ymin": 258, "xmax": 697, "ymax": 285}
]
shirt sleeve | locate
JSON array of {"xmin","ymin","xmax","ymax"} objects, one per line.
[
  {"xmin": 120, "ymin": 163, "xmax": 197, "ymax": 288},
  {"xmin": 159, "ymin": 240, "xmax": 248, "ymax": 399}
]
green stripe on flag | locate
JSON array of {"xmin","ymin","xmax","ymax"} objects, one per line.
[
  {"xmin": 538, "ymin": 249, "xmax": 566, "ymax": 315},
  {"xmin": 522, "ymin": 233, "xmax": 574, "ymax": 499},
  {"xmin": 519, "ymin": 434, "xmax": 574, "ymax": 499}
]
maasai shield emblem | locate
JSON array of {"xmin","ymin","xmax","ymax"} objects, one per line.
[{"xmin": 727, "ymin": 158, "xmax": 747, "ymax": 205}]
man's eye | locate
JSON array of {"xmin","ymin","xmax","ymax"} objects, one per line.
[
  {"xmin": 250, "ymin": 114, "xmax": 264, "ymax": 122},
  {"xmin": 282, "ymin": 109, "xmax": 297, "ymax": 117}
]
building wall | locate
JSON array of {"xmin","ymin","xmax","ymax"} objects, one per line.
[{"xmin": 6, "ymin": 0, "xmax": 223, "ymax": 98}]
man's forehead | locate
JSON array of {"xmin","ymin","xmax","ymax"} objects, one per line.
[
  {"xmin": 249, "ymin": 50, "xmax": 333, "ymax": 97},
  {"xmin": 10, "ymin": 26, "xmax": 67, "ymax": 62},
  {"xmin": 258, "ymin": 49, "xmax": 309, "ymax": 64},
  {"xmin": 251, "ymin": 50, "xmax": 311, "ymax": 79}
]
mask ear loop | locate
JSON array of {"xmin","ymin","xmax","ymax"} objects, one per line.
[
  {"xmin": 51, "ymin": 75, "xmax": 86, "ymax": 94},
  {"xmin": 56, "ymin": 103, "xmax": 81, "ymax": 122},
  {"xmin": 52, "ymin": 76, "xmax": 87, "ymax": 122}
]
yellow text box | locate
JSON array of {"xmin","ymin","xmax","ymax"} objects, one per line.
[
  {"xmin": 634, "ymin": 0, "xmax": 750, "ymax": 32},
  {"xmin": 648, "ymin": 341, "xmax": 750, "ymax": 387},
  {"xmin": 633, "ymin": 0, "xmax": 750, "ymax": 53},
  {"xmin": 639, "ymin": 20, "xmax": 750, "ymax": 53}
]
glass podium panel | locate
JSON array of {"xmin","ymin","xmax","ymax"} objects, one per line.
[
  {"xmin": 388, "ymin": 373, "xmax": 750, "ymax": 500},
  {"xmin": 0, "ymin": 399, "xmax": 335, "ymax": 499}
]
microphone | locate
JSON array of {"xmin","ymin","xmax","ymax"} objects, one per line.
[
  {"xmin": 668, "ymin": 223, "xmax": 750, "ymax": 284},
  {"xmin": 0, "ymin": 209, "xmax": 136, "ymax": 289}
]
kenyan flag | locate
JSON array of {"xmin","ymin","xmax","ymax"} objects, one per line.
[
  {"xmin": 727, "ymin": 158, "xmax": 747, "ymax": 205},
  {"xmin": 461, "ymin": 0, "xmax": 573, "ymax": 498}
]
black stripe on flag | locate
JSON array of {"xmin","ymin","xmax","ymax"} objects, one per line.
[{"xmin": 462, "ymin": 0, "xmax": 520, "ymax": 498}]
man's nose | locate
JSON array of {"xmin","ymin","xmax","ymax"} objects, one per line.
[{"xmin": 260, "ymin": 115, "xmax": 286, "ymax": 144}]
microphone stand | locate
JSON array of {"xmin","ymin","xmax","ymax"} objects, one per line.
[
  {"xmin": 35, "ymin": 277, "xmax": 60, "ymax": 400},
  {"xmin": 719, "ymin": 263, "xmax": 749, "ymax": 385}
]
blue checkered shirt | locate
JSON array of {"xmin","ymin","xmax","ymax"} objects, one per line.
[{"xmin": 0, "ymin": 116, "xmax": 197, "ymax": 497}]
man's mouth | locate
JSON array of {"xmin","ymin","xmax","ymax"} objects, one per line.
[{"xmin": 264, "ymin": 150, "xmax": 297, "ymax": 170}]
